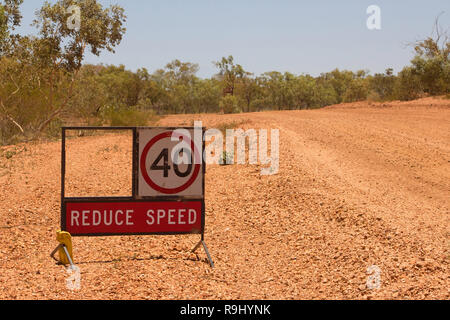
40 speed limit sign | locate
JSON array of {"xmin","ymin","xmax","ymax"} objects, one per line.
[
  {"xmin": 138, "ymin": 128, "xmax": 204, "ymax": 198},
  {"xmin": 56, "ymin": 126, "xmax": 214, "ymax": 268}
]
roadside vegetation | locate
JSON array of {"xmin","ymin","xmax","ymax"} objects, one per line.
[{"xmin": 0, "ymin": 1, "xmax": 449, "ymax": 145}]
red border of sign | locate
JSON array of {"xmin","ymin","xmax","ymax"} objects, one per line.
[
  {"xmin": 139, "ymin": 131, "xmax": 202, "ymax": 195},
  {"xmin": 63, "ymin": 199, "xmax": 204, "ymax": 236}
]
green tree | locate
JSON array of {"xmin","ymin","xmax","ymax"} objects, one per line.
[
  {"xmin": 0, "ymin": 0, "xmax": 23, "ymax": 52},
  {"xmin": 404, "ymin": 14, "xmax": 449, "ymax": 97},
  {"xmin": 394, "ymin": 67, "xmax": 422, "ymax": 100},
  {"xmin": 369, "ymin": 68, "xmax": 396, "ymax": 101},
  {"xmin": 215, "ymin": 55, "xmax": 245, "ymax": 97},
  {"xmin": 194, "ymin": 78, "xmax": 221, "ymax": 113},
  {"xmin": 235, "ymin": 72, "xmax": 258, "ymax": 112},
  {"xmin": 219, "ymin": 95, "xmax": 240, "ymax": 114},
  {"xmin": 259, "ymin": 71, "xmax": 284, "ymax": 110},
  {"xmin": 321, "ymin": 69, "xmax": 355, "ymax": 103},
  {"xmin": 342, "ymin": 70, "xmax": 369, "ymax": 102},
  {"xmin": 0, "ymin": 0, "xmax": 126, "ymax": 141},
  {"xmin": 136, "ymin": 68, "xmax": 167, "ymax": 114}
]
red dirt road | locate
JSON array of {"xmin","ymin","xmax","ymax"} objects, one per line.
[{"xmin": 0, "ymin": 97, "xmax": 449, "ymax": 299}]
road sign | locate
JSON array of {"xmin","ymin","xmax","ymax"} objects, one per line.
[
  {"xmin": 138, "ymin": 128, "xmax": 204, "ymax": 197},
  {"xmin": 55, "ymin": 127, "xmax": 213, "ymax": 267},
  {"xmin": 64, "ymin": 200, "xmax": 204, "ymax": 236}
]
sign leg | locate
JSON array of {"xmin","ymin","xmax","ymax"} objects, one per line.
[
  {"xmin": 202, "ymin": 241, "xmax": 214, "ymax": 268},
  {"xmin": 191, "ymin": 240, "xmax": 202, "ymax": 253},
  {"xmin": 50, "ymin": 244, "xmax": 63, "ymax": 262},
  {"xmin": 62, "ymin": 245, "xmax": 76, "ymax": 268},
  {"xmin": 50, "ymin": 243, "xmax": 75, "ymax": 268},
  {"xmin": 191, "ymin": 238, "xmax": 214, "ymax": 268}
]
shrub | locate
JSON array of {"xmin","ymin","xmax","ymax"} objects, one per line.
[
  {"xmin": 219, "ymin": 151, "xmax": 233, "ymax": 165},
  {"xmin": 369, "ymin": 70, "xmax": 396, "ymax": 101},
  {"xmin": 410, "ymin": 55, "xmax": 449, "ymax": 96},
  {"xmin": 46, "ymin": 118, "xmax": 64, "ymax": 139},
  {"xmin": 367, "ymin": 90, "xmax": 382, "ymax": 102},
  {"xmin": 216, "ymin": 121, "xmax": 242, "ymax": 135},
  {"xmin": 395, "ymin": 67, "xmax": 423, "ymax": 101},
  {"xmin": 343, "ymin": 79, "xmax": 368, "ymax": 103},
  {"xmin": 105, "ymin": 108, "xmax": 158, "ymax": 127},
  {"xmin": 249, "ymin": 98, "xmax": 268, "ymax": 112},
  {"xmin": 219, "ymin": 95, "xmax": 241, "ymax": 114}
]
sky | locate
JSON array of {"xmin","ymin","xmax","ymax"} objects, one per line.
[{"xmin": 15, "ymin": 0, "xmax": 450, "ymax": 78}]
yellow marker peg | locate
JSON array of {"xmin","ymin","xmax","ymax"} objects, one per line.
[{"xmin": 56, "ymin": 231, "xmax": 73, "ymax": 265}]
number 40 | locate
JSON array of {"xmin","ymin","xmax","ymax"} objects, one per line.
[{"xmin": 150, "ymin": 148, "xmax": 193, "ymax": 178}]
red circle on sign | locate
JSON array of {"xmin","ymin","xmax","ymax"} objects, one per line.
[{"xmin": 140, "ymin": 131, "xmax": 201, "ymax": 194}]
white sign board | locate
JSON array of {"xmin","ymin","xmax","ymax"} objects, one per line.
[{"xmin": 138, "ymin": 128, "xmax": 203, "ymax": 198}]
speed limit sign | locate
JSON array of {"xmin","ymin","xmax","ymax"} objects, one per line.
[
  {"xmin": 58, "ymin": 126, "xmax": 213, "ymax": 268},
  {"xmin": 138, "ymin": 128, "xmax": 204, "ymax": 197}
]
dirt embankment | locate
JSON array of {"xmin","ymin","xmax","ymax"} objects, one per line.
[{"xmin": 0, "ymin": 97, "xmax": 448, "ymax": 299}]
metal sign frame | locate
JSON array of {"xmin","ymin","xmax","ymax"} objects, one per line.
[{"xmin": 59, "ymin": 126, "xmax": 213, "ymax": 267}]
